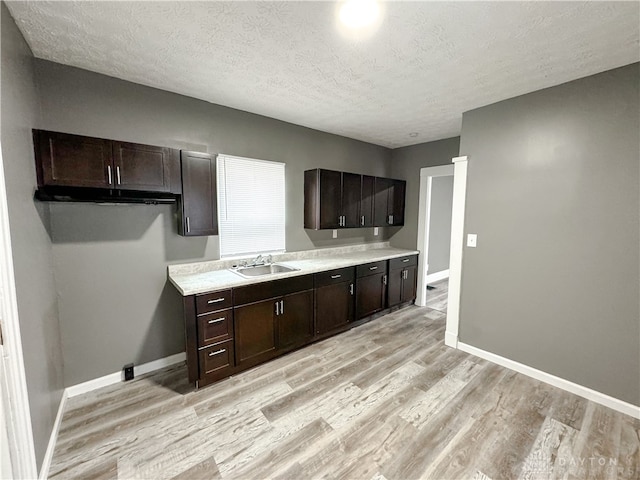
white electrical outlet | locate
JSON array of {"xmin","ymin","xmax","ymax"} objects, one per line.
[
  {"xmin": 332, "ymin": 229, "xmax": 338, "ymax": 238},
  {"xmin": 467, "ymin": 234, "xmax": 477, "ymax": 247},
  {"xmin": 374, "ymin": 227, "xmax": 379, "ymax": 236}
]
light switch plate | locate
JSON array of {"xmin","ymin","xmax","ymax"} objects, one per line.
[
  {"xmin": 467, "ymin": 233, "xmax": 477, "ymax": 247},
  {"xmin": 374, "ymin": 227, "xmax": 379, "ymax": 236},
  {"xmin": 332, "ymin": 229, "xmax": 338, "ymax": 239}
]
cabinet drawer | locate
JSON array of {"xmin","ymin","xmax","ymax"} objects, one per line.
[
  {"xmin": 389, "ymin": 255, "xmax": 418, "ymax": 270},
  {"xmin": 314, "ymin": 267, "xmax": 355, "ymax": 288},
  {"xmin": 196, "ymin": 289, "xmax": 232, "ymax": 314},
  {"xmin": 198, "ymin": 309, "xmax": 233, "ymax": 346},
  {"xmin": 356, "ymin": 260, "xmax": 387, "ymax": 278},
  {"xmin": 199, "ymin": 340, "xmax": 234, "ymax": 376}
]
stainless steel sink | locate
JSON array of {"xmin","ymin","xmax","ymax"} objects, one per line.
[{"xmin": 231, "ymin": 263, "xmax": 299, "ymax": 278}]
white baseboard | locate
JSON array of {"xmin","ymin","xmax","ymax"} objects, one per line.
[
  {"xmin": 66, "ymin": 352, "xmax": 186, "ymax": 398},
  {"xmin": 444, "ymin": 331, "xmax": 458, "ymax": 348},
  {"xmin": 426, "ymin": 269, "xmax": 449, "ymax": 284},
  {"xmin": 457, "ymin": 341, "xmax": 640, "ymax": 420},
  {"xmin": 38, "ymin": 390, "xmax": 67, "ymax": 480}
]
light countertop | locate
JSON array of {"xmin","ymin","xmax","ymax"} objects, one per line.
[{"xmin": 168, "ymin": 243, "xmax": 419, "ymax": 296}]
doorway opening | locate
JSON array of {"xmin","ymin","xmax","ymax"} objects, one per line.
[
  {"xmin": 415, "ymin": 164, "xmax": 454, "ymax": 306},
  {"xmin": 416, "ymin": 156, "xmax": 469, "ymax": 349}
]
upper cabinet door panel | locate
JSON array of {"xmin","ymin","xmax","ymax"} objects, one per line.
[
  {"xmin": 319, "ymin": 169, "xmax": 342, "ymax": 229},
  {"xmin": 342, "ymin": 172, "xmax": 361, "ymax": 228},
  {"xmin": 112, "ymin": 141, "xmax": 171, "ymax": 192},
  {"xmin": 35, "ymin": 130, "xmax": 112, "ymax": 188},
  {"xmin": 180, "ymin": 151, "xmax": 217, "ymax": 236},
  {"xmin": 373, "ymin": 177, "xmax": 391, "ymax": 226},
  {"xmin": 388, "ymin": 179, "xmax": 406, "ymax": 226},
  {"xmin": 360, "ymin": 175, "xmax": 375, "ymax": 227}
]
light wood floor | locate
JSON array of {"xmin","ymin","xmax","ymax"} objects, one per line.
[{"xmin": 50, "ymin": 279, "xmax": 639, "ymax": 479}]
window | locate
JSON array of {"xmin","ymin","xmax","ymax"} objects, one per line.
[{"xmin": 217, "ymin": 154, "xmax": 286, "ymax": 257}]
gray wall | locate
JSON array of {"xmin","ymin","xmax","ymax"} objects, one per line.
[
  {"xmin": 0, "ymin": 4, "xmax": 64, "ymax": 469},
  {"xmin": 459, "ymin": 63, "xmax": 639, "ymax": 406},
  {"xmin": 34, "ymin": 60, "xmax": 393, "ymax": 386},
  {"xmin": 389, "ymin": 137, "xmax": 460, "ymax": 250},
  {"xmin": 427, "ymin": 175, "xmax": 454, "ymax": 274}
]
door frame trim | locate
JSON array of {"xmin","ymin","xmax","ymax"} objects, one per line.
[
  {"xmin": 0, "ymin": 143, "xmax": 38, "ymax": 478},
  {"xmin": 444, "ymin": 156, "xmax": 469, "ymax": 347},
  {"xmin": 415, "ymin": 164, "xmax": 454, "ymax": 307}
]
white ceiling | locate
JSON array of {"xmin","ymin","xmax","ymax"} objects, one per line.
[{"xmin": 6, "ymin": 1, "xmax": 640, "ymax": 148}]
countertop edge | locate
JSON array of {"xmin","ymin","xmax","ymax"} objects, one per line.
[{"xmin": 169, "ymin": 248, "xmax": 420, "ymax": 296}]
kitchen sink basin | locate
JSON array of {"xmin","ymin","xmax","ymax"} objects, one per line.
[{"xmin": 231, "ymin": 263, "xmax": 299, "ymax": 278}]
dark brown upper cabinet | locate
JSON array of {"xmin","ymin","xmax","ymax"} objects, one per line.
[
  {"xmin": 305, "ymin": 168, "xmax": 405, "ymax": 229},
  {"xmin": 33, "ymin": 130, "xmax": 181, "ymax": 194},
  {"xmin": 304, "ymin": 168, "xmax": 361, "ymax": 229},
  {"xmin": 374, "ymin": 177, "xmax": 406, "ymax": 227},
  {"xmin": 178, "ymin": 151, "xmax": 218, "ymax": 237},
  {"xmin": 360, "ymin": 175, "xmax": 375, "ymax": 227}
]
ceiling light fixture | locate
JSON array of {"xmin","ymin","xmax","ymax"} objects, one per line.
[{"xmin": 339, "ymin": 0, "xmax": 380, "ymax": 29}]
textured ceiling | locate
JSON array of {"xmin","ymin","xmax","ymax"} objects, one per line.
[{"xmin": 6, "ymin": 1, "xmax": 640, "ymax": 148}]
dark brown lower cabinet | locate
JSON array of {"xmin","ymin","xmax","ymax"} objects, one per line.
[
  {"xmin": 387, "ymin": 255, "xmax": 419, "ymax": 307},
  {"xmin": 235, "ymin": 290, "xmax": 314, "ymax": 369},
  {"xmin": 234, "ymin": 275, "xmax": 314, "ymax": 370},
  {"xmin": 314, "ymin": 267, "xmax": 355, "ymax": 336},
  {"xmin": 182, "ymin": 257, "xmax": 417, "ymax": 389},
  {"xmin": 235, "ymin": 299, "xmax": 277, "ymax": 368},
  {"xmin": 356, "ymin": 261, "xmax": 388, "ymax": 319},
  {"xmin": 277, "ymin": 290, "xmax": 314, "ymax": 349}
]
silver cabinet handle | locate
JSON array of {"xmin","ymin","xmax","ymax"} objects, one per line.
[
  {"xmin": 280, "ymin": 300, "xmax": 284, "ymax": 314},
  {"xmin": 116, "ymin": 165, "xmax": 121, "ymax": 185},
  {"xmin": 208, "ymin": 349, "xmax": 226, "ymax": 357},
  {"xmin": 207, "ymin": 317, "xmax": 225, "ymax": 324},
  {"xmin": 402, "ymin": 258, "xmax": 410, "ymax": 263},
  {"xmin": 361, "ymin": 215, "xmax": 365, "ymax": 226},
  {"xmin": 388, "ymin": 214, "xmax": 394, "ymax": 225},
  {"xmin": 383, "ymin": 274, "xmax": 387, "ymax": 285},
  {"xmin": 369, "ymin": 266, "xmax": 378, "ymax": 270},
  {"xmin": 207, "ymin": 298, "xmax": 225, "ymax": 304},
  {"xmin": 186, "ymin": 216, "xmax": 190, "ymax": 233},
  {"xmin": 350, "ymin": 283, "xmax": 354, "ymax": 295},
  {"xmin": 331, "ymin": 274, "xmax": 342, "ymax": 279},
  {"xmin": 275, "ymin": 301, "xmax": 279, "ymax": 316},
  {"xmin": 107, "ymin": 165, "xmax": 112, "ymax": 185}
]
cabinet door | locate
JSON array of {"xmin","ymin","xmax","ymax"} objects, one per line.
[
  {"xmin": 235, "ymin": 299, "xmax": 277, "ymax": 368},
  {"xmin": 342, "ymin": 172, "xmax": 361, "ymax": 228},
  {"xmin": 356, "ymin": 272, "xmax": 387, "ymax": 319},
  {"xmin": 112, "ymin": 141, "xmax": 173, "ymax": 192},
  {"xmin": 35, "ymin": 130, "xmax": 113, "ymax": 188},
  {"xmin": 401, "ymin": 266, "xmax": 418, "ymax": 303},
  {"xmin": 373, "ymin": 177, "xmax": 391, "ymax": 226},
  {"xmin": 360, "ymin": 175, "xmax": 375, "ymax": 227},
  {"xmin": 180, "ymin": 151, "xmax": 218, "ymax": 236},
  {"xmin": 387, "ymin": 268, "xmax": 404, "ymax": 308},
  {"xmin": 315, "ymin": 281, "xmax": 354, "ymax": 335},
  {"xmin": 388, "ymin": 179, "xmax": 406, "ymax": 226},
  {"xmin": 319, "ymin": 169, "xmax": 342, "ymax": 229},
  {"xmin": 277, "ymin": 290, "xmax": 313, "ymax": 350}
]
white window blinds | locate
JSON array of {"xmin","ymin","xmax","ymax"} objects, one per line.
[{"xmin": 216, "ymin": 154, "xmax": 286, "ymax": 257}]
